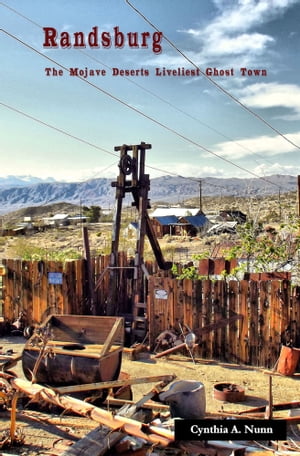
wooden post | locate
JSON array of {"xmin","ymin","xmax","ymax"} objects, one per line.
[
  {"xmin": 298, "ymin": 175, "xmax": 300, "ymax": 217},
  {"xmin": 106, "ymin": 145, "xmax": 127, "ymax": 315},
  {"xmin": 82, "ymin": 226, "xmax": 96, "ymax": 315}
]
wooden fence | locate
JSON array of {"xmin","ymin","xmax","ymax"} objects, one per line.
[
  {"xmin": 147, "ymin": 276, "xmax": 300, "ymax": 368},
  {"xmin": 0, "ymin": 255, "xmax": 156, "ymax": 324},
  {"xmin": 1, "ymin": 257, "xmax": 300, "ymax": 368}
]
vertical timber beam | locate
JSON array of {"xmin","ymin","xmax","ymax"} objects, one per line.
[
  {"xmin": 133, "ymin": 144, "xmax": 149, "ymax": 307},
  {"xmin": 82, "ymin": 225, "xmax": 96, "ymax": 315},
  {"xmin": 106, "ymin": 145, "xmax": 127, "ymax": 315}
]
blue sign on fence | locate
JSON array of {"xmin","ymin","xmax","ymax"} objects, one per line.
[{"xmin": 48, "ymin": 272, "xmax": 63, "ymax": 285}]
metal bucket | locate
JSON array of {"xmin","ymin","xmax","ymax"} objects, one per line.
[
  {"xmin": 277, "ymin": 346, "xmax": 300, "ymax": 376},
  {"xmin": 159, "ymin": 380, "xmax": 206, "ymax": 419}
]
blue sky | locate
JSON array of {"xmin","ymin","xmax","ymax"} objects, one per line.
[{"xmin": 1, "ymin": 0, "xmax": 300, "ymax": 183}]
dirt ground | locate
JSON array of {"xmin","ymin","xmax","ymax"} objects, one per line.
[{"xmin": 0, "ymin": 336, "xmax": 300, "ymax": 455}]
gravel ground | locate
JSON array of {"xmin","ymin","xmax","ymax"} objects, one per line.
[{"xmin": 0, "ymin": 336, "xmax": 300, "ymax": 455}]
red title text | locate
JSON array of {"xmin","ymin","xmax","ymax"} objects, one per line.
[{"xmin": 43, "ymin": 26, "xmax": 163, "ymax": 54}]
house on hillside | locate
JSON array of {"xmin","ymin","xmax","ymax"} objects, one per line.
[
  {"xmin": 179, "ymin": 214, "xmax": 209, "ymax": 236},
  {"xmin": 149, "ymin": 207, "xmax": 209, "ymax": 238},
  {"xmin": 151, "ymin": 215, "xmax": 180, "ymax": 238},
  {"xmin": 43, "ymin": 213, "xmax": 70, "ymax": 226},
  {"xmin": 219, "ymin": 210, "xmax": 247, "ymax": 224}
]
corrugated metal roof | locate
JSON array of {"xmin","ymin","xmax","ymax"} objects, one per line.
[
  {"xmin": 154, "ymin": 215, "xmax": 179, "ymax": 225},
  {"xmin": 182, "ymin": 215, "xmax": 208, "ymax": 228}
]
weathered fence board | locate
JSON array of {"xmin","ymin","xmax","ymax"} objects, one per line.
[{"xmin": 228, "ymin": 280, "xmax": 239, "ymax": 363}]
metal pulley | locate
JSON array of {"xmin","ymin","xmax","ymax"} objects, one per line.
[{"xmin": 120, "ymin": 155, "xmax": 134, "ymax": 175}]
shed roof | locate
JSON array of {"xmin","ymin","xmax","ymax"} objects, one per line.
[
  {"xmin": 151, "ymin": 207, "xmax": 200, "ymax": 218},
  {"xmin": 154, "ymin": 215, "xmax": 179, "ymax": 226},
  {"xmin": 182, "ymin": 215, "xmax": 208, "ymax": 228},
  {"xmin": 51, "ymin": 213, "xmax": 69, "ymax": 220}
]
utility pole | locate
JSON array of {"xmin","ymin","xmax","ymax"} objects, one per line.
[{"xmin": 199, "ymin": 179, "xmax": 203, "ymax": 213}]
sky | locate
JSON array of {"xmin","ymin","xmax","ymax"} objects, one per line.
[{"xmin": 1, "ymin": 0, "xmax": 300, "ymax": 186}]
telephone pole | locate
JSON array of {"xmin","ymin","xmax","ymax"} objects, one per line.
[{"xmin": 199, "ymin": 179, "xmax": 203, "ymax": 212}]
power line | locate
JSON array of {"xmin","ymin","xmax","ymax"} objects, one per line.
[
  {"xmin": 0, "ymin": 102, "xmax": 118, "ymax": 158},
  {"xmin": 125, "ymin": 0, "xmax": 300, "ymax": 152},
  {"xmin": 0, "ymin": 1, "xmax": 287, "ymax": 172},
  {"xmin": 1, "ymin": 100, "xmax": 279, "ymax": 198},
  {"xmin": 1, "ymin": 29, "xmax": 282, "ymax": 189}
]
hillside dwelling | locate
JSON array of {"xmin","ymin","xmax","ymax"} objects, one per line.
[
  {"xmin": 43, "ymin": 213, "xmax": 70, "ymax": 226},
  {"xmin": 179, "ymin": 214, "xmax": 209, "ymax": 236},
  {"xmin": 219, "ymin": 210, "xmax": 247, "ymax": 224},
  {"xmin": 151, "ymin": 215, "xmax": 181, "ymax": 238}
]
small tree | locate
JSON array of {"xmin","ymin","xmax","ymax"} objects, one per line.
[
  {"xmin": 83, "ymin": 205, "xmax": 101, "ymax": 223},
  {"xmin": 226, "ymin": 218, "xmax": 300, "ymax": 274}
]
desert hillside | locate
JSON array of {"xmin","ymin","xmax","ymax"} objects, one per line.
[{"xmin": 0, "ymin": 191, "xmax": 298, "ymax": 264}]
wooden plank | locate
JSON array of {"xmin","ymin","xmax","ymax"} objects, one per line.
[
  {"xmin": 212, "ymin": 280, "xmax": 225, "ymax": 360},
  {"xmin": 26, "ymin": 343, "xmax": 122, "ymax": 358},
  {"xmin": 147, "ymin": 275, "xmax": 155, "ymax": 348},
  {"xmin": 12, "ymin": 378, "xmax": 174, "ymax": 447},
  {"xmin": 47, "ymin": 315, "xmax": 124, "ymax": 345},
  {"xmin": 202, "ymin": 280, "xmax": 213, "ymax": 359},
  {"xmin": 249, "ymin": 280, "xmax": 259, "ymax": 366},
  {"xmin": 183, "ymin": 278, "xmax": 193, "ymax": 330},
  {"xmin": 31, "ymin": 261, "xmax": 41, "ymax": 325},
  {"xmin": 219, "ymin": 280, "xmax": 227, "ymax": 361},
  {"xmin": 61, "ymin": 376, "xmax": 174, "ymax": 456},
  {"xmin": 173, "ymin": 278, "xmax": 182, "ymax": 333},
  {"xmin": 3, "ymin": 259, "xmax": 13, "ymax": 320},
  {"xmin": 61, "ymin": 426, "xmax": 124, "ymax": 456},
  {"xmin": 53, "ymin": 374, "xmax": 176, "ymax": 394},
  {"xmin": 238, "ymin": 280, "xmax": 249, "ymax": 364},
  {"xmin": 193, "ymin": 280, "xmax": 203, "ymax": 358},
  {"xmin": 259, "ymin": 281, "xmax": 270, "ymax": 367},
  {"xmin": 191, "ymin": 279, "xmax": 200, "ymax": 332},
  {"xmin": 100, "ymin": 317, "xmax": 124, "ymax": 357},
  {"xmin": 269, "ymin": 280, "xmax": 282, "ymax": 368},
  {"xmin": 290, "ymin": 286, "xmax": 300, "ymax": 348},
  {"xmin": 103, "ymin": 397, "xmax": 169, "ymax": 410},
  {"xmin": 279, "ymin": 279, "xmax": 290, "ymax": 348},
  {"xmin": 227, "ymin": 280, "xmax": 239, "ymax": 363}
]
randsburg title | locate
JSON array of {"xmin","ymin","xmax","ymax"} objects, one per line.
[{"xmin": 43, "ymin": 26, "xmax": 163, "ymax": 54}]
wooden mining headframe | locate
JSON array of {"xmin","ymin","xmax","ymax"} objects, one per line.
[{"xmin": 105, "ymin": 142, "xmax": 171, "ymax": 340}]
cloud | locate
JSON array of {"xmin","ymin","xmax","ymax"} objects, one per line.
[
  {"xmin": 210, "ymin": 0, "xmax": 298, "ymax": 33},
  {"xmin": 204, "ymin": 33, "xmax": 273, "ymax": 56},
  {"xmin": 179, "ymin": 0, "xmax": 298, "ymax": 62},
  {"xmin": 212, "ymin": 130, "xmax": 300, "ymax": 160},
  {"xmin": 252, "ymin": 162, "xmax": 300, "ymax": 176},
  {"xmin": 236, "ymin": 82, "xmax": 300, "ymax": 117}
]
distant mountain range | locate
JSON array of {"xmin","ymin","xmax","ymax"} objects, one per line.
[
  {"xmin": 0, "ymin": 174, "xmax": 297, "ymax": 215},
  {"xmin": 0, "ymin": 175, "xmax": 56, "ymax": 188}
]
